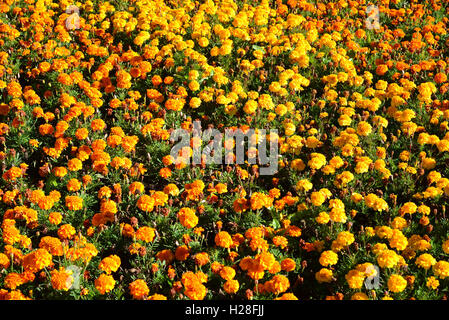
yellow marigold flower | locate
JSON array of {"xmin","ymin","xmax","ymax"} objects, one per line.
[
  {"xmin": 387, "ymin": 274, "xmax": 407, "ymax": 293},
  {"xmin": 357, "ymin": 121, "xmax": 372, "ymax": 136},
  {"xmin": 351, "ymin": 292, "xmax": 369, "ymax": 300},
  {"xmin": 422, "ymin": 157, "xmax": 436, "ymax": 170},
  {"xmin": 316, "ymin": 211, "xmax": 330, "ymax": 224},
  {"xmin": 308, "ymin": 153, "xmax": 326, "ymax": 170},
  {"xmin": 433, "ymin": 261, "xmax": 449, "ymax": 279},
  {"xmin": 319, "ymin": 250, "xmax": 338, "ymax": 267},
  {"xmin": 443, "ymin": 239, "xmax": 449, "ymax": 254},
  {"xmin": 345, "ymin": 270, "xmax": 365, "ymax": 289},
  {"xmin": 415, "ymin": 253, "xmax": 437, "ymax": 270},
  {"xmin": 315, "ymin": 268, "xmax": 333, "ymax": 283},
  {"xmin": 338, "ymin": 114, "xmax": 352, "ymax": 126},
  {"xmin": 389, "ymin": 229, "xmax": 408, "ymax": 251},
  {"xmin": 243, "ymin": 100, "xmax": 258, "ymax": 115},
  {"xmin": 336, "ymin": 231, "xmax": 355, "ymax": 247},
  {"xmin": 399, "ymin": 202, "xmax": 417, "ymax": 216},
  {"xmin": 377, "ymin": 249, "xmax": 400, "ymax": 268},
  {"xmin": 390, "ymin": 212, "xmax": 407, "ymax": 228},
  {"xmin": 426, "ymin": 276, "xmax": 440, "ymax": 290},
  {"xmin": 296, "ymin": 179, "xmax": 313, "ymax": 192}
]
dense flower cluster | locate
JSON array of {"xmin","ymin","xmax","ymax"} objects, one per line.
[{"xmin": 0, "ymin": 0, "xmax": 448, "ymax": 300}]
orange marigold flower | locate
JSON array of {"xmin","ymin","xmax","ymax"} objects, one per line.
[
  {"xmin": 22, "ymin": 248, "xmax": 53, "ymax": 273},
  {"xmin": 223, "ymin": 279, "xmax": 239, "ymax": 294},
  {"xmin": 0, "ymin": 253, "xmax": 10, "ymax": 269},
  {"xmin": 129, "ymin": 279, "xmax": 149, "ymax": 300},
  {"xmin": 163, "ymin": 183, "xmax": 179, "ymax": 196},
  {"xmin": 175, "ymin": 245, "xmax": 190, "ymax": 261},
  {"xmin": 152, "ymin": 191, "xmax": 168, "ymax": 207},
  {"xmin": 265, "ymin": 275, "xmax": 290, "ymax": 295},
  {"xmin": 219, "ymin": 266, "xmax": 236, "ymax": 281},
  {"xmin": 194, "ymin": 252, "xmax": 210, "ymax": 266},
  {"xmin": 53, "ymin": 166, "xmax": 68, "ymax": 177},
  {"xmin": 95, "ymin": 274, "xmax": 116, "ymax": 294},
  {"xmin": 75, "ymin": 128, "xmax": 89, "ymax": 140},
  {"xmin": 67, "ymin": 158, "xmax": 82, "ymax": 171},
  {"xmin": 66, "ymin": 178, "xmax": 81, "ymax": 192},
  {"xmin": 281, "ymin": 258, "xmax": 296, "ymax": 272},
  {"xmin": 91, "ymin": 118, "xmax": 106, "ymax": 131},
  {"xmin": 100, "ymin": 199, "xmax": 117, "ymax": 214},
  {"xmin": 159, "ymin": 167, "xmax": 172, "ymax": 178},
  {"xmin": 57, "ymin": 224, "xmax": 76, "ymax": 240},
  {"xmin": 129, "ymin": 182, "xmax": 145, "ymax": 195},
  {"xmin": 178, "ymin": 207, "xmax": 198, "ymax": 229},
  {"xmin": 4, "ymin": 272, "xmax": 24, "ymax": 290},
  {"xmin": 215, "ymin": 231, "xmax": 233, "ymax": 248},
  {"xmin": 39, "ymin": 236, "xmax": 64, "ymax": 256},
  {"xmin": 156, "ymin": 249, "xmax": 175, "ymax": 264},
  {"xmin": 65, "ymin": 195, "xmax": 83, "ymax": 211},
  {"xmin": 137, "ymin": 194, "xmax": 155, "ymax": 212},
  {"xmin": 49, "ymin": 212, "xmax": 62, "ymax": 225},
  {"xmin": 181, "ymin": 271, "xmax": 207, "ymax": 300},
  {"xmin": 51, "ymin": 267, "xmax": 74, "ymax": 291},
  {"xmin": 99, "ymin": 255, "xmax": 121, "ymax": 274},
  {"xmin": 7, "ymin": 81, "xmax": 22, "ymax": 98},
  {"xmin": 272, "ymin": 236, "xmax": 288, "ymax": 249},
  {"xmin": 135, "ymin": 226, "xmax": 156, "ymax": 243}
]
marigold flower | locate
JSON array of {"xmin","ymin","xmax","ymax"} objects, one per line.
[
  {"xmin": 137, "ymin": 194, "xmax": 155, "ymax": 212},
  {"xmin": 135, "ymin": 226, "xmax": 156, "ymax": 243},
  {"xmin": 49, "ymin": 212, "xmax": 62, "ymax": 225},
  {"xmin": 39, "ymin": 236, "xmax": 63, "ymax": 256},
  {"xmin": 215, "ymin": 231, "xmax": 233, "ymax": 248},
  {"xmin": 315, "ymin": 268, "xmax": 333, "ymax": 283},
  {"xmin": 219, "ymin": 266, "xmax": 236, "ymax": 281},
  {"xmin": 388, "ymin": 274, "xmax": 407, "ymax": 293},
  {"xmin": 65, "ymin": 196, "xmax": 83, "ymax": 211},
  {"xmin": 51, "ymin": 267, "xmax": 74, "ymax": 291},
  {"xmin": 433, "ymin": 261, "xmax": 449, "ymax": 279},
  {"xmin": 319, "ymin": 250, "xmax": 338, "ymax": 267},
  {"xmin": 99, "ymin": 255, "xmax": 121, "ymax": 274},
  {"xmin": 426, "ymin": 276, "xmax": 440, "ymax": 290},
  {"xmin": 129, "ymin": 279, "xmax": 149, "ymax": 300},
  {"xmin": 95, "ymin": 274, "xmax": 116, "ymax": 294},
  {"xmin": 22, "ymin": 249, "xmax": 53, "ymax": 273},
  {"xmin": 156, "ymin": 249, "xmax": 175, "ymax": 264}
]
